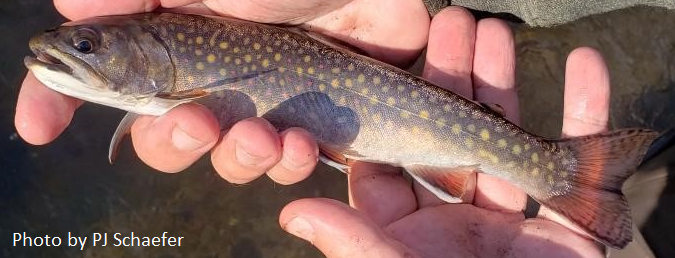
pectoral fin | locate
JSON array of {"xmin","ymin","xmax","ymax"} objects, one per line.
[
  {"xmin": 404, "ymin": 165, "xmax": 479, "ymax": 203},
  {"xmin": 108, "ymin": 112, "xmax": 140, "ymax": 164},
  {"xmin": 319, "ymin": 145, "xmax": 350, "ymax": 173}
]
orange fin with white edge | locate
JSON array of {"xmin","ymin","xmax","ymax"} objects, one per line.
[
  {"xmin": 537, "ymin": 128, "xmax": 658, "ymax": 249},
  {"xmin": 404, "ymin": 165, "xmax": 479, "ymax": 203}
]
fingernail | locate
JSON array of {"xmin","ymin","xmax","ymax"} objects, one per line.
[
  {"xmin": 171, "ymin": 126, "xmax": 206, "ymax": 151},
  {"xmin": 284, "ymin": 216, "xmax": 314, "ymax": 242},
  {"xmin": 235, "ymin": 142, "xmax": 268, "ymax": 166}
]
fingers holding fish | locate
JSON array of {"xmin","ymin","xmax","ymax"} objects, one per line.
[
  {"xmin": 266, "ymin": 128, "xmax": 319, "ymax": 185},
  {"xmin": 423, "ymin": 6, "xmax": 476, "ymax": 99},
  {"xmin": 348, "ymin": 162, "xmax": 417, "ymax": 227},
  {"xmin": 131, "ymin": 103, "xmax": 219, "ymax": 173},
  {"xmin": 472, "ymin": 18, "xmax": 519, "ymax": 123},
  {"xmin": 15, "ymin": 71, "xmax": 82, "ymax": 145},
  {"xmin": 210, "ymin": 117, "xmax": 282, "ymax": 183},
  {"xmin": 562, "ymin": 47, "xmax": 610, "ymax": 137},
  {"xmin": 54, "ymin": 0, "xmax": 160, "ymax": 20}
]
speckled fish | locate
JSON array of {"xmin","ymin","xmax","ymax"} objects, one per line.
[{"xmin": 24, "ymin": 12, "xmax": 657, "ymax": 249}]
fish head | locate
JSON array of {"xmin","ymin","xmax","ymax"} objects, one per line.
[{"xmin": 25, "ymin": 16, "xmax": 178, "ymax": 115}]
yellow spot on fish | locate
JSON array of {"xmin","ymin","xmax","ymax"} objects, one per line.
[
  {"xmin": 512, "ymin": 145, "xmax": 522, "ymax": 155},
  {"xmin": 179, "ymin": 46, "xmax": 186, "ymax": 53},
  {"xmin": 253, "ymin": 43, "xmax": 261, "ymax": 50},
  {"xmin": 224, "ymin": 56, "xmax": 231, "ymax": 63},
  {"xmin": 435, "ymin": 118, "xmax": 446, "ymax": 128},
  {"xmin": 547, "ymin": 175, "xmax": 554, "ymax": 185},
  {"xmin": 531, "ymin": 153, "xmax": 539, "ymax": 163},
  {"xmin": 219, "ymin": 42, "xmax": 229, "ymax": 49},
  {"xmin": 296, "ymin": 67, "xmax": 303, "ymax": 74},
  {"xmin": 195, "ymin": 49, "xmax": 203, "ymax": 56},
  {"xmin": 206, "ymin": 54, "xmax": 216, "ymax": 63},
  {"xmin": 319, "ymin": 84, "xmax": 326, "ymax": 92},
  {"xmin": 196, "ymin": 62, "xmax": 205, "ymax": 70},
  {"xmin": 295, "ymin": 85, "xmax": 303, "ymax": 92},
  {"xmin": 244, "ymin": 54, "xmax": 252, "ymax": 63},
  {"xmin": 547, "ymin": 162, "xmax": 554, "ymax": 170},
  {"xmin": 267, "ymin": 76, "xmax": 276, "ymax": 83},
  {"xmin": 411, "ymin": 126, "xmax": 420, "ymax": 134},
  {"xmin": 279, "ymin": 79, "xmax": 286, "ymax": 86},
  {"xmin": 235, "ymin": 58, "xmax": 242, "ymax": 65},
  {"xmin": 419, "ymin": 110, "xmax": 429, "ymax": 119},
  {"xmin": 331, "ymin": 79, "xmax": 339, "ymax": 88},
  {"xmin": 251, "ymin": 64, "xmax": 257, "ymax": 71},
  {"xmin": 266, "ymin": 46, "xmax": 273, "ymax": 53},
  {"xmin": 560, "ymin": 171, "xmax": 568, "ymax": 178},
  {"xmin": 373, "ymin": 76, "xmax": 381, "ymax": 85},
  {"xmin": 411, "ymin": 90, "xmax": 419, "ymax": 98},
  {"xmin": 307, "ymin": 67, "xmax": 315, "ymax": 74},
  {"xmin": 345, "ymin": 79, "xmax": 354, "ymax": 88},
  {"xmin": 242, "ymin": 66, "xmax": 249, "ymax": 73},
  {"xmin": 348, "ymin": 63, "xmax": 355, "ymax": 71},
  {"xmin": 303, "ymin": 55, "xmax": 311, "ymax": 63},
  {"xmin": 532, "ymin": 167, "xmax": 540, "ymax": 176},
  {"xmin": 386, "ymin": 97, "xmax": 396, "ymax": 106},
  {"xmin": 478, "ymin": 149, "xmax": 499, "ymax": 163},
  {"xmin": 397, "ymin": 85, "xmax": 406, "ymax": 92},
  {"xmin": 361, "ymin": 107, "xmax": 368, "ymax": 113},
  {"xmin": 459, "ymin": 111, "xmax": 467, "ymax": 118},
  {"xmin": 318, "ymin": 73, "xmax": 325, "ymax": 80},
  {"xmin": 524, "ymin": 143, "xmax": 531, "ymax": 151},
  {"xmin": 443, "ymin": 104, "xmax": 452, "ymax": 112},
  {"xmin": 186, "ymin": 76, "xmax": 195, "ymax": 83},
  {"xmin": 233, "ymin": 47, "xmax": 240, "ymax": 53},
  {"xmin": 338, "ymin": 97, "xmax": 347, "ymax": 105},
  {"xmin": 506, "ymin": 161, "xmax": 516, "ymax": 168},
  {"xmin": 360, "ymin": 88, "xmax": 369, "ymax": 95},
  {"xmin": 480, "ymin": 129, "xmax": 490, "ymax": 141},
  {"xmin": 497, "ymin": 139, "xmax": 507, "ymax": 148},
  {"xmin": 348, "ymin": 74, "xmax": 360, "ymax": 84},
  {"xmin": 195, "ymin": 36, "xmax": 204, "ymax": 44},
  {"xmin": 332, "ymin": 67, "xmax": 341, "ymax": 74},
  {"xmin": 176, "ymin": 33, "xmax": 185, "ymax": 41},
  {"xmin": 400, "ymin": 111, "xmax": 410, "ymax": 119},
  {"xmin": 467, "ymin": 124, "xmax": 476, "ymax": 132},
  {"xmin": 219, "ymin": 69, "xmax": 227, "ymax": 76},
  {"xmin": 452, "ymin": 124, "xmax": 461, "ymax": 134},
  {"xmin": 277, "ymin": 67, "xmax": 286, "ymax": 73},
  {"xmin": 381, "ymin": 86, "xmax": 390, "ymax": 93},
  {"xmin": 369, "ymin": 97, "xmax": 378, "ymax": 105},
  {"xmin": 261, "ymin": 59, "xmax": 270, "ymax": 68},
  {"xmin": 187, "ymin": 38, "xmax": 193, "ymax": 44},
  {"xmin": 274, "ymin": 53, "xmax": 282, "ymax": 62},
  {"xmin": 465, "ymin": 138, "xmax": 474, "ymax": 148}
]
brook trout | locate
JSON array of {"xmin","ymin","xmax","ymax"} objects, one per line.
[{"xmin": 24, "ymin": 13, "xmax": 657, "ymax": 249}]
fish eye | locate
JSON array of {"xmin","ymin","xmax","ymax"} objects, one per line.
[
  {"xmin": 71, "ymin": 28, "xmax": 99, "ymax": 54},
  {"xmin": 74, "ymin": 39, "xmax": 93, "ymax": 53}
]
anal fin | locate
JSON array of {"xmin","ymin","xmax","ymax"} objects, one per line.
[{"xmin": 405, "ymin": 165, "xmax": 478, "ymax": 203}]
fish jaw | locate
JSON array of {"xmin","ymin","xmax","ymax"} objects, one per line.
[{"xmin": 25, "ymin": 48, "xmax": 187, "ymax": 116}]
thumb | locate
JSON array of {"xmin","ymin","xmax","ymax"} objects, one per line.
[{"xmin": 279, "ymin": 198, "xmax": 416, "ymax": 258}]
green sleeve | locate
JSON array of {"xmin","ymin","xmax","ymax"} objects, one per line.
[{"xmin": 423, "ymin": 0, "xmax": 675, "ymax": 26}]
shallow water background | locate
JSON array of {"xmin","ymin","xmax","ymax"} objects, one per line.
[{"xmin": 1, "ymin": 2, "xmax": 673, "ymax": 257}]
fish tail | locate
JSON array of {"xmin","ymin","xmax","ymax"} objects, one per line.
[{"xmin": 539, "ymin": 129, "xmax": 658, "ymax": 249}]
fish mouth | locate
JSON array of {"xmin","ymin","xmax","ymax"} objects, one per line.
[{"xmin": 24, "ymin": 50, "xmax": 73, "ymax": 75}]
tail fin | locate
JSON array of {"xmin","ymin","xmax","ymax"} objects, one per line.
[{"xmin": 538, "ymin": 129, "xmax": 658, "ymax": 249}]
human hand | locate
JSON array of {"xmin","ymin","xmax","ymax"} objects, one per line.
[
  {"xmin": 15, "ymin": 0, "xmax": 430, "ymax": 180},
  {"xmin": 278, "ymin": 7, "xmax": 609, "ymax": 258}
]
